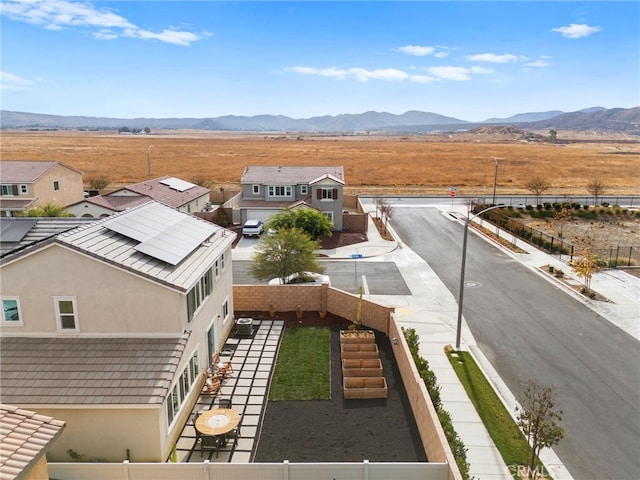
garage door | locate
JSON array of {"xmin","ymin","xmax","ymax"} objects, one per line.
[{"xmin": 244, "ymin": 209, "xmax": 280, "ymax": 223}]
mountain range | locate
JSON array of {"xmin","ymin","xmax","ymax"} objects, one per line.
[{"xmin": 1, "ymin": 106, "xmax": 638, "ymax": 133}]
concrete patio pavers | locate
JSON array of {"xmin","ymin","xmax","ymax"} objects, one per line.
[{"xmin": 174, "ymin": 319, "xmax": 285, "ymax": 463}]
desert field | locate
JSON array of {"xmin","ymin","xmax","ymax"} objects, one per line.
[{"xmin": 1, "ymin": 130, "xmax": 639, "ymax": 196}]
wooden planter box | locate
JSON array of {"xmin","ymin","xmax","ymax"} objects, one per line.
[
  {"xmin": 343, "ymin": 376, "xmax": 388, "ymax": 399},
  {"xmin": 340, "ymin": 343, "xmax": 379, "ymax": 359},
  {"xmin": 339, "ymin": 330, "xmax": 375, "ymax": 344},
  {"xmin": 342, "ymin": 358, "xmax": 384, "ymax": 377}
]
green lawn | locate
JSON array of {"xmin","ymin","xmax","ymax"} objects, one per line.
[
  {"xmin": 269, "ymin": 327, "xmax": 331, "ymax": 400},
  {"xmin": 447, "ymin": 350, "xmax": 532, "ymax": 471}
]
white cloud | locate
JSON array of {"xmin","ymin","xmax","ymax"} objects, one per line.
[
  {"xmin": 397, "ymin": 45, "xmax": 436, "ymax": 57},
  {"xmin": 409, "ymin": 75, "xmax": 437, "ymax": 83},
  {"xmin": 464, "ymin": 53, "xmax": 519, "ymax": 63},
  {"xmin": 470, "ymin": 66, "xmax": 494, "ymax": 74},
  {"xmin": 1, "ymin": 0, "xmax": 205, "ymax": 46},
  {"xmin": 524, "ymin": 58, "xmax": 551, "ymax": 68},
  {"xmin": 434, "ymin": 51, "xmax": 450, "ymax": 59},
  {"xmin": 349, "ymin": 68, "xmax": 409, "ymax": 82},
  {"xmin": 0, "ymin": 71, "xmax": 38, "ymax": 91},
  {"xmin": 427, "ymin": 66, "xmax": 472, "ymax": 81},
  {"xmin": 552, "ymin": 23, "xmax": 601, "ymax": 39},
  {"xmin": 287, "ymin": 67, "xmax": 348, "ymax": 79}
]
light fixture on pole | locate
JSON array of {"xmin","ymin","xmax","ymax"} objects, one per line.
[
  {"xmin": 455, "ymin": 203, "xmax": 519, "ymax": 350},
  {"xmin": 147, "ymin": 145, "xmax": 154, "ymax": 180},
  {"xmin": 491, "ymin": 156, "xmax": 499, "ymax": 205}
]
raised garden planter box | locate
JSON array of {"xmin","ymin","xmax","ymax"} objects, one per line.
[
  {"xmin": 342, "ymin": 358, "xmax": 384, "ymax": 377},
  {"xmin": 340, "ymin": 343, "xmax": 379, "ymax": 359},
  {"xmin": 343, "ymin": 376, "xmax": 388, "ymax": 399},
  {"xmin": 339, "ymin": 329, "xmax": 376, "ymax": 344}
]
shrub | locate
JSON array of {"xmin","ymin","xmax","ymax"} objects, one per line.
[{"xmin": 525, "ymin": 204, "xmax": 534, "ymax": 211}]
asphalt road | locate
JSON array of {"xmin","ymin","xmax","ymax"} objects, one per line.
[{"xmin": 390, "ymin": 207, "xmax": 640, "ymax": 480}]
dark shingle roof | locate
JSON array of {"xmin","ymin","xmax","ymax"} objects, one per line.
[
  {"xmin": 240, "ymin": 165, "xmax": 344, "ymax": 185},
  {"xmin": 0, "ymin": 404, "xmax": 65, "ymax": 480},
  {"xmin": 0, "ymin": 334, "xmax": 190, "ymax": 405}
]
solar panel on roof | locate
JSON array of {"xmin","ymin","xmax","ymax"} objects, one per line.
[
  {"xmin": 0, "ymin": 218, "xmax": 38, "ymax": 242},
  {"xmin": 159, "ymin": 177, "xmax": 197, "ymax": 192},
  {"xmin": 102, "ymin": 203, "xmax": 217, "ymax": 265}
]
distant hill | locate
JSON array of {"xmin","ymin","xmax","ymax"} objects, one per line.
[{"xmin": 1, "ymin": 107, "xmax": 638, "ymax": 133}]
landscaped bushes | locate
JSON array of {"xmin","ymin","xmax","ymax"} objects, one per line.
[{"xmin": 402, "ymin": 327, "xmax": 471, "ymax": 480}]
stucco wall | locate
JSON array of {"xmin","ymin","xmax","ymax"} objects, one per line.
[{"xmin": 32, "ymin": 163, "xmax": 85, "ymax": 208}]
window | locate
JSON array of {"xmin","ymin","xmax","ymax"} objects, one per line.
[
  {"xmin": 268, "ymin": 185, "xmax": 292, "ymax": 197},
  {"xmin": 214, "ymin": 259, "xmax": 220, "ymax": 279},
  {"xmin": 318, "ymin": 188, "xmax": 338, "ymax": 200},
  {"xmin": 1, "ymin": 185, "xmax": 18, "ymax": 196},
  {"xmin": 300, "ymin": 185, "xmax": 308, "ymax": 195},
  {"xmin": 167, "ymin": 350, "xmax": 200, "ymax": 427},
  {"xmin": 222, "ymin": 299, "xmax": 229, "ymax": 321},
  {"xmin": 54, "ymin": 297, "xmax": 78, "ymax": 331},
  {"xmin": 53, "ymin": 181, "xmax": 60, "ymax": 191},
  {"xmin": 252, "ymin": 185, "xmax": 260, "ymax": 194},
  {"xmin": 323, "ymin": 211, "xmax": 334, "ymax": 223},
  {"xmin": 20, "ymin": 185, "xmax": 27, "ymax": 194},
  {"xmin": 187, "ymin": 268, "xmax": 214, "ymax": 321},
  {"xmin": 221, "ymin": 253, "xmax": 226, "ymax": 271},
  {"xmin": 2, "ymin": 298, "xmax": 22, "ymax": 324}
]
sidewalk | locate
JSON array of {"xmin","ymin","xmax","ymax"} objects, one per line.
[{"xmin": 325, "ymin": 207, "xmax": 637, "ymax": 480}]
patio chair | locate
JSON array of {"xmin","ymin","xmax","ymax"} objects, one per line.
[
  {"xmin": 200, "ymin": 434, "xmax": 220, "ymax": 458},
  {"xmin": 203, "ymin": 377, "xmax": 222, "ymax": 396},
  {"xmin": 218, "ymin": 397, "xmax": 232, "ymax": 409},
  {"xmin": 222, "ymin": 425, "xmax": 240, "ymax": 448},
  {"xmin": 191, "ymin": 411, "xmax": 202, "ymax": 442},
  {"xmin": 211, "ymin": 352, "xmax": 233, "ymax": 378}
]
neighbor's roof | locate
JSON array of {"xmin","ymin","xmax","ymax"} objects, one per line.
[
  {"xmin": 0, "ymin": 198, "xmax": 36, "ymax": 212},
  {"xmin": 0, "ymin": 161, "xmax": 83, "ymax": 182},
  {"xmin": 0, "ymin": 333, "xmax": 190, "ymax": 405},
  {"xmin": 115, "ymin": 176, "xmax": 210, "ymax": 208},
  {"xmin": 241, "ymin": 166, "xmax": 345, "ymax": 185},
  {"xmin": 1, "ymin": 202, "xmax": 235, "ymax": 292},
  {"xmin": 0, "ymin": 404, "xmax": 65, "ymax": 480},
  {"xmin": 73, "ymin": 193, "xmax": 152, "ymax": 212},
  {"xmin": 0, "ymin": 217, "xmax": 96, "ymax": 258}
]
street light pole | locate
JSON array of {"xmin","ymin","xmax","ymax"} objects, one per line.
[
  {"xmin": 455, "ymin": 203, "xmax": 509, "ymax": 351},
  {"xmin": 491, "ymin": 156, "xmax": 499, "ymax": 205},
  {"xmin": 147, "ymin": 145, "xmax": 154, "ymax": 180}
]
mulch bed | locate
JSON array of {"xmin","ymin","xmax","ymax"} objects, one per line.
[{"xmin": 251, "ymin": 311, "xmax": 427, "ymax": 463}]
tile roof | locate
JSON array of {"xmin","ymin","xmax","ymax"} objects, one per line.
[
  {"xmin": 0, "ymin": 161, "xmax": 82, "ymax": 182},
  {"xmin": 119, "ymin": 176, "xmax": 210, "ymax": 208},
  {"xmin": 240, "ymin": 166, "xmax": 345, "ymax": 185},
  {"xmin": 0, "ymin": 333, "xmax": 190, "ymax": 405},
  {"xmin": 80, "ymin": 193, "xmax": 152, "ymax": 211},
  {"xmin": 0, "ymin": 404, "xmax": 65, "ymax": 480}
]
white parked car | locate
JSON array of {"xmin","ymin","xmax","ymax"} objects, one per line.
[
  {"xmin": 268, "ymin": 272, "xmax": 331, "ymax": 286},
  {"xmin": 242, "ymin": 219, "xmax": 264, "ymax": 237}
]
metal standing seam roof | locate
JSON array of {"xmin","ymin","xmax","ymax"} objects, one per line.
[
  {"xmin": 0, "ymin": 160, "xmax": 82, "ymax": 182},
  {"xmin": 0, "ymin": 404, "xmax": 65, "ymax": 480},
  {"xmin": 240, "ymin": 166, "xmax": 345, "ymax": 185},
  {"xmin": 54, "ymin": 202, "xmax": 235, "ymax": 291},
  {"xmin": 0, "ymin": 334, "xmax": 190, "ymax": 406}
]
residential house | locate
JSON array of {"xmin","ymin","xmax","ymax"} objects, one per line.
[
  {"xmin": 0, "ymin": 161, "xmax": 85, "ymax": 217},
  {"xmin": 0, "ymin": 404, "xmax": 66, "ymax": 480},
  {"xmin": 238, "ymin": 165, "xmax": 345, "ymax": 230},
  {"xmin": 0, "ymin": 201, "xmax": 236, "ymax": 462},
  {"xmin": 66, "ymin": 176, "xmax": 211, "ymax": 218}
]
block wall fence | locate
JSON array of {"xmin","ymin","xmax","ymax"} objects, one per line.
[{"xmin": 233, "ymin": 284, "xmax": 462, "ymax": 480}]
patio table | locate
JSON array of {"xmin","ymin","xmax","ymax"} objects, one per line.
[{"xmin": 195, "ymin": 408, "xmax": 240, "ymax": 436}]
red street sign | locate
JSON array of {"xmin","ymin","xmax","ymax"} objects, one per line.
[{"xmin": 450, "ymin": 191, "xmax": 456, "ymax": 197}]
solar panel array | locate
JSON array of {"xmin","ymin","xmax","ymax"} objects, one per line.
[
  {"xmin": 159, "ymin": 177, "xmax": 197, "ymax": 192},
  {"xmin": 102, "ymin": 203, "xmax": 217, "ymax": 265},
  {"xmin": 0, "ymin": 218, "xmax": 38, "ymax": 242}
]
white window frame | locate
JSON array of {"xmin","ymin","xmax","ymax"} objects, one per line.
[
  {"xmin": 320, "ymin": 188, "xmax": 334, "ymax": 200},
  {"xmin": 53, "ymin": 296, "xmax": 79, "ymax": 331},
  {"xmin": 221, "ymin": 252, "xmax": 226, "ymax": 271},
  {"xmin": 222, "ymin": 298, "xmax": 230, "ymax": 323},
  {"xmin": 268, "ymin": 185, "xmax": 292, "ymax": 198},
  {"xmin": 323, "ymin": 211, "xmax": 334, "ymax": 223},
  {"xmin": 252, "ymin": 184, "xmax": 260, "ymax": 195},
  {"xmin": 300, "ymin": 185, "xmax": 308, "ymax": 195},
  {"xmin": 2, "ymin": 297, "xmax": 23, "ymax": 325},
  {"xmin": 20, "ymin": 184, "xmax": 28, "ymax": 194}
]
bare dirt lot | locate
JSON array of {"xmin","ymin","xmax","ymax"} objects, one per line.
[{"xmin": 2, "ymin": 129, "xmax": 639, "ymax": 196}]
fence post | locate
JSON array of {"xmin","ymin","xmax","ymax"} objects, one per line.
[
  {"xmin": 630, "ymin": 246, "xmax": 634, "ymax": 267},
  {"xmin": 615, "ymin": 246, "xmax": 620, "ymax": 269}
]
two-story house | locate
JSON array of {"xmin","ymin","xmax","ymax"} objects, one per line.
[
  {"xmin": 238, "ymin": 166, "xmax": 345, "ymax": 230},
  {"xmin": 0, "ymin": 201, "xmax": 236, "ymax": 462},
  {"xmin": 0, "ymin": 161, "xmax": 85, "ymax": 217},
  {"xmin": 66, "ymin": 176, "xmax": 211, "ymax": 218}
]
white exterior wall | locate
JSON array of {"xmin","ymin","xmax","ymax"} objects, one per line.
[{"xmin": 65, "ymin": 201, "xmax": 115, "ymax": 218}]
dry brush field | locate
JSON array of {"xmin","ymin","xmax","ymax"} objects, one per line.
[{"xmin": 1, "ymin": 130, "xmax": 639, "ymax": 196}]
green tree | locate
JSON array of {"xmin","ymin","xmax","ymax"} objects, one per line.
[
  {"xmin": 516, "ymin": 381, "xmax": 563, "ymax": 477},
  {"xmin": 266, "ymin": 208, "xmax": 333, "ymax": 240},
  {"xmin": 19, "ymin": 202, "xmax": 72, "ymax": 217},
  {"xmin": 249, "ymin": 227, "xmax": 324, "ymax": 284},
  {"xmin": 548, "ymin": 129, "xmax": 557, "ymax": 142}
]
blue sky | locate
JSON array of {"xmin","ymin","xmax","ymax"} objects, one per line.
[{"xmin": 1, "ymin": 1, "xmax": 638, "ymax": 122}]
